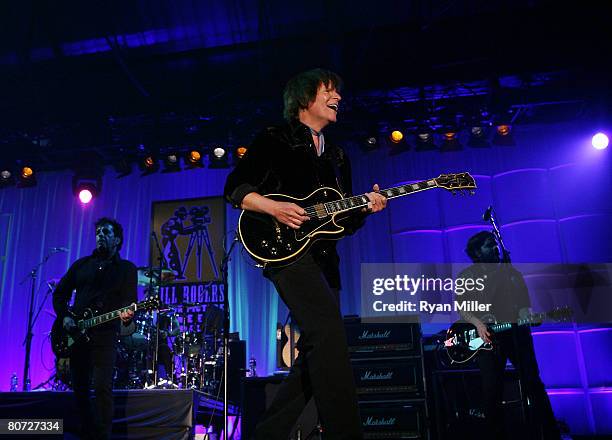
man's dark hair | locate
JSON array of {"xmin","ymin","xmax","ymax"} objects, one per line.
[
  {"xmin": 283, "ymin": 68, "xmax": 343, "ymax": 121},
  {"xmin": 465, "ymin": 231, "xmax": 495, "ymax": 262},
  {"xmin": 95, "ymin": 217, "xmax": 124, "ymax": 251}
]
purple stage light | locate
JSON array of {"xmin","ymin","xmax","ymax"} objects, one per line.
[
  {"xmin": 78, "ymin": 189, "xmax": 93, "ymax": 204},
  {"xmin": 592, "ymin": 132, "xmax": 609, "ymax": 150}
]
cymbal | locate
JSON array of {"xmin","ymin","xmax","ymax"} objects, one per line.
[{"xmin": 136, "ymin": 266, "xmax": 178, "ymax": 285}]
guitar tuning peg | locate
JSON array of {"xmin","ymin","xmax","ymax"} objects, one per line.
[{"xmin": 470, "ymin": 190, "xmax": 475, "ymax": 196}]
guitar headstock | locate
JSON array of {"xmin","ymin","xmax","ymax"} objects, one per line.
[
  {"xmin": 138, "ymin": 296, "xmax": 161, "ymax": 311},
  {"xmin": 435, "ymin": 172, "xmax": 477, "ymax": 195}
]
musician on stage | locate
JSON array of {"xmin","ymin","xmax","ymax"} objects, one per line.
[
  {"xmin": 459, "ymin": 231, "xmax": 560, "ymax": 440},
  {"xmin": 224, "ymin": 68, "xmax": 387, "ymax": 439},
  {"xmin": 53, "ymin": 218, "xmax": 137, "ymax": 440}
]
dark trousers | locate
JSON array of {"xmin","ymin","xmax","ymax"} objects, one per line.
[
  {"xmin": 257, "ymin": 254, "xmax": 363, "ymax": 440},
  {"xmin": 477, "ymin": 327, "xmax": 560, "ymax": 440},
  {"xmin": 70, "ymin": 333, "xmax": 116, "ymax": 440}
]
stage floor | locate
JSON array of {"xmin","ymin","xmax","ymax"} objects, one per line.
[{"xmin": 0, "ymin": 389, "xmax": 239, "ymax": 439}]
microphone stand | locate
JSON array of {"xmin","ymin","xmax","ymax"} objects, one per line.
[
  {"xmin": 220, "ymin": 233, "xmax": 240, "ymax": 440},
  {"xmin": 483, "ymin": 207, "xmax": 532, "ymax": 437},
  {"xmin": 150, "ymin": 231, "xmax": 169, "ymax": 387},
  {"xmin": 483, "ymin": 205, "xmax": 510, "ymax": 263},
  {"xmin": 20, "ymin": 251, "xmax": 56, "ymax": 391}
]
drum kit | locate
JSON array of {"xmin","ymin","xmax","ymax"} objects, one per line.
[{"xmin": 114, "ymin": 265, "xmax": 225, "ymax": 392}]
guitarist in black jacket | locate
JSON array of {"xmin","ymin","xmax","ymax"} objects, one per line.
[
  {"xmin": 224, "ymin": 68, "xmax": 387, "ymax": 440},
  {"xmin": 459, "ymin": 231, "xmax": 560, "ymax": 440},
  {"xmin": 52, "ymin": 217, "xmax": 137, "ymax": 440}
]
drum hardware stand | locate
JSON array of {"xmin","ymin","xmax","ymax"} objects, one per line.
[
  {"xmin": 20, "ymin": 251, "xmax": 60, "ymax": 391},
  {"xmin": 150, "ymin": 231, "xmax": 170, "ymax": 387},
  {"xmin": 220, "ymin": 232, "xmax": 240, "ymax": 440}
]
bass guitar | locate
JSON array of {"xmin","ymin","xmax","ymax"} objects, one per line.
[
  {"xmin": 51, "ymin": 296, "xmax": 160, "ymax": 358},
  {"xmin": 444, "ymin": 306, "xmax": 572, "ymax": 364},
  {"xmin": 238, "ymin": 172, "xmax": 476, "ymax": 267}
]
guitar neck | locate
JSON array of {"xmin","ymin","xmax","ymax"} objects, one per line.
[
  {"xmin": 317, "ymin": 178, "xmax": 439, "ymax": 215},
  {"xmin": 484, "ymin": 312, "xmax": 549, "ymax": 335},
  {"xmin": 467, "ymin": 312, "xmax": 548, "ymax": 338},
  {"xmin": 79, "ymin": 303, "xmax": 138, "ymax": 330}
]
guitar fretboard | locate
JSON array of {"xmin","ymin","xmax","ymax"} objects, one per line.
[
  {"xmin": 466, "ymin": 312, "xmax": 547, "ymax": 338},
  {"xmin": 306, "ymin": 179, "xmax": 438, "ymax": 217},
  {"xmin": 78, "ymin": 304, "xmax": 138, "ymax": 330}
]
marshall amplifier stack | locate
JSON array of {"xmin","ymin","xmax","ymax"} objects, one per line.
[{"xmin": 344, "ymin": 316, "xmax": 429, "ymax": 439}]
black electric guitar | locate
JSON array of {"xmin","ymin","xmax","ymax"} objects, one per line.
[
  {"xmin": 51, "ymin": 296, "xmax": 160, "ymax": 358},
  {"xmin": 238, "ymin": 172, "xmax": 476, "ymax": 267},
  {"xmin": 444, "ymin": 306, "xmax": 572, "ymax": 364}
]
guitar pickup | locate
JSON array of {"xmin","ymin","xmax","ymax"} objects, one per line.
[{"xmin": 312, "ymin": 204, "xmax": 327, "ymax": 219}]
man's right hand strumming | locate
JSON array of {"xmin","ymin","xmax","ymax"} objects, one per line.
[
  {"xmin": 474, "ymin": 319, "xmax": 492, "ymax": 344},
  {"xmin": 241, "ymin": 193, "xmax": 310, "ymax": 230},
  {"xmin": 268, "ymin": 201, "xmax": 310, "ymax": 229}
]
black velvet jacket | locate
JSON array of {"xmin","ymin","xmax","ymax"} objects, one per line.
[{"xmin": 224, "ymin": 119, "xmax": 367, "ymax": 288}]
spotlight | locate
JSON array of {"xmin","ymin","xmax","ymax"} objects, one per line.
[
  {"xmin": 388, "ymin": 129, "xmax": 411, "ymax": 155},
  {"xmin": 361, "ymin": 136, "xmax": 378, "ymax": 151},
  {"xmin": 443, "ymin": 131, "xmax": 457, "ymax": 141},
  {"xmin": 496, "ymin": 124, "xmax": 511, "ymax": 136},
  {"xmin": 471, "ymin": 126, "xmax": 484, "ymax": 137},
  {"xmin": 78, "ymin": 188, "xmax": 93, "ymax": 204},
  {"xmin": 186, "ymin": 149, "xmax": 204, "ymax": 168},
  {"xmin": 389, "ymin": 130, "xmax": 404, "ymax": 144},
  {"xmin": 214, "ymin": 147, "xmax": 227, "ymax": 159},
  {"xmin": 468, "ymin": 126, "xmax": 491, "ymax": 148},
  {"xmin": 415, "ymin": 130, "xmax": 436, "ymax": 151},
  {"xmin": 592, "ymin": 132, "xmax": 609, "ymax": 150},
  {"xmin": 493, "ymin": 124, "xmax": 515, "ymax": 146},
  {"xmin": 235, "ymin": 146, "xmax": 248, "ymax": 159},
  {"xmin": 113, "ymin": 158, "xmax": 133, "ymax": 178},
  {"xmin": 139, "ymin": 154, "xmax": 159, "ymax": 175},
  {"xmin": 72, "ymin": 175, "xmax": 102, "ymax": 205},
  {"xmin": 440, "ymin": 129, "xmax": 462, "ymax": 151},
  {"xmin": 0, "ymin": 169, "xmax": 15, "ymax": 188},
  {"xmin": 17, "ymin": 165, "xmax": 37, "ymax": 188},
  {"xmin": 21, "ymin": 166, "xmax": 33, "ymax": 179},
  {"xmin": 163, "ymin": 152, "xmax": 181, "ymax": 173},
  {"xmin": 360, "ymin": 127, "xmax": 380, "ymax": 151},
  {"xmin": 209, "ymin": 147, "xmax": 229, "ymax": 169}
]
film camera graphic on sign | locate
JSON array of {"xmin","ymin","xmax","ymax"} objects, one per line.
[{"xmin": 151, "ymin": 196, "xmax": 225, "ymax": 283}]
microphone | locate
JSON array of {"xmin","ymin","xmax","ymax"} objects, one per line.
[
  {"xmin": 482, "ymin": 206, "xmax": 493, "ymax": 222},
  {"xmin": 51, "ymin": 247, "xmax": 69, "ymax": 253}
]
